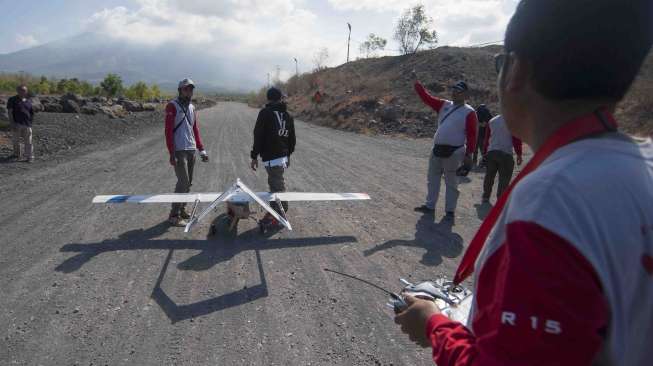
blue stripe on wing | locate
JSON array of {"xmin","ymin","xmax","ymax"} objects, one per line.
[{"xmin": 107, "ymin": 196, "xmax": 130, "ymax": 203}]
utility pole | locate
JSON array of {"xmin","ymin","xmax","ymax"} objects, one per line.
[
  {"xmin": 267, "ymin": 73, "xmax": 270, "ymax": 88},
  {"xmin": 347, "ymin": 23, "xmax": 352, "ymax": 63},
  {"xmin": 293, "ymin": 58, "xmax": 299, "ymax": 95},
  {"xmin": 294, "ymin": 58, "xmax": 299, "ymax": 78}
]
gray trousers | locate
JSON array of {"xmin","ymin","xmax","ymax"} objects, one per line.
[
  {"xmin": 483, "ymin": 150, "xmax": 515, "ymax": 200},
  {"xmin": 170, "ymin": 150, "xmax": 196, "ymax": 216},
  {"xmin": 12, "ymin": 124, "xmax": 33, "ymax": 160},
  {"xmin": 425, "ymin": 148, "xmax": 464, "ymax": 213},
  {"xmin": 266, "ymin": 166, "xmax": 288, "ymax": 214}
]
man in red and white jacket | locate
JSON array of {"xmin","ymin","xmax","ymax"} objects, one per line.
[
  {"xmin": 481, "ymin": 114, "xmax": 523, "ymax": 203},
  {"xmin": 413, "ymin": 75, "xmax": 477, "ymax": 222},
  {"xmin": 395, "ymin": 1, "xmax": 653, "ymax": 365},
  {"xmin": 164, "ymin": 78, "xmax": 209, "ymax": 227}
]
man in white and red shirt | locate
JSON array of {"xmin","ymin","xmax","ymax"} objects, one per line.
[
  {"xmin": 164, "ymin": 78, "xmax": 209, "ymax": 227},
  {"xmin": 413, "ymin": 76, "xmax": 477, "ymax": 222},
  {"xmin": 482, "ymin": 114, "xmax": 523, "ymax": 203},
  {"xmin": 395, "ymin": 0, "xmax": 653, "ymax": 365}
]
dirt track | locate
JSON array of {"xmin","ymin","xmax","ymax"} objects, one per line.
[{"xmin": 0, "ymin": 102, "xmax": 505, "ymax": 366}]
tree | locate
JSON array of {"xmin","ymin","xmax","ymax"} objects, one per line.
[
  {"xmin": 101, "ymin": 73, "xmax": 123, "ymax": 97},
  {"xmin": 56, "ymin": 79, "xmax": 68, "ymax": 94},
  {"xmin": 58, "ymin": 78, "xmax": 82, "ymax": 94},
  {"xmin": 125, "ymin": 81, "xmax": 151, "ymax": 101},
  {"xmin": 312, "ymin": 48, "xmax": 329, "ymax": 72},
  {"xmin": 150, "ymin": 84, "xmax": 162, "ymax": 100},
  {"xmin": 34, "ymin": 76, "xmax": 52, "ymax": 95},
  {"xmin": 80, "ymin": 81, "xmax": 95, "ymax": 96},
  {"xmin": 394, "ymin": 4, "xmax": 438, "ymax": 55},
  {"xmin": 359, "ymin": 33, "xmax": 388, "ymax": 58}
]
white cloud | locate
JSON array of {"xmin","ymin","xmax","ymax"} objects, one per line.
[
  {"xmin": 172, "ymin": 0, "xmax": 297, "ymax": 19},
  {"xmin": 79, "ymin": 0, "xmax": 519, "ymax": 87},
  {"xmin": 83, "ymin": 0, "xmax": 341, "ymax": 74},
  {"xmin": 15, "ymin": 34, "xmax": 39, "ymax": 47}
]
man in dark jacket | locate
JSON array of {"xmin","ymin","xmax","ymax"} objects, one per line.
[
  {"xmin": 474, "ymin": 104, "xmax": 493, "ymax": 167},
  {"xmin": 6, "ymin": 85, "xmax": 35, "ymax": 162},
  {"xmin": 250, "ymin": 87, "xmax": 296, "ymax": 226}
]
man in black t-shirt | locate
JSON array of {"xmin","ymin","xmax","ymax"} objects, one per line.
[
  {"xmin": 250, "ymin": 87, "xmax": 296, "ymax": 227},
  {"xmin": 6, "ymin": 85, "xmax": 35, "ymax": 162}
]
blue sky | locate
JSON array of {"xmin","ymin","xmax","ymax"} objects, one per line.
[{"xmin": 0, "ymin": 0, "xmax": 518, "ymax": 80}]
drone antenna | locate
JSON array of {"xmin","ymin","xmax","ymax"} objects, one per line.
[{"xmin": 324, "ymin": 268, "xmax": 399, "ymax": 299}]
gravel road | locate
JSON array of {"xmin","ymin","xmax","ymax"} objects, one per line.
[{"xmin": 0, "ymin": 102, "xmax": 507, "ymax": 366}]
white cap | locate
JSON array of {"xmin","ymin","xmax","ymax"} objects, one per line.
[{"xmin": 178, "ymin": 78, "xmax": 195, "ymax": 89}]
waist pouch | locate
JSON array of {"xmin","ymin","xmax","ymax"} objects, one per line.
[{"xmin": 433, "ymin": 144, "xmax": 462, "ymax": 158}]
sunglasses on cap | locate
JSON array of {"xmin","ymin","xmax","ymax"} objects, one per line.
[{"xmin": 494, "ymin": 53, "xmax": 508, "ymax": 74}]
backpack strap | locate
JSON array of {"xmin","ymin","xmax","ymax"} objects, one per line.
[{"xmin": 438, "ymin": 104, "xmax": 464, "ymax": 125}]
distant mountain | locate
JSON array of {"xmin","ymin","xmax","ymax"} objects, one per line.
[{"xmin": 0, "ymin": 32, "xmax": 258, "ymax": 93}]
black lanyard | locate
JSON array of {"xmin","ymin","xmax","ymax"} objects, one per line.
[
  {"xmin": 438, "ymin": 104, "xmax": 464, "ymax": 126},
  {"xmin": 173, "ymin": 101, "xmax": 193, "ymax": 133}
]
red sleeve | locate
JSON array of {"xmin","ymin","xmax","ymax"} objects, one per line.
[
  {"xmin": 165, "ymin": 103, "xmax": 176, "ymax": 155},
  {"xmin": 427, "ymin": 221, "xmax": 608, "ymax": 366},
  {"xmin": 414, "ymin": 81, "xmax": 446, "ymax": 113},
  {"xmin": 192, "ymin": 111, "xmax": 204, "ymax": 151},
  {"xmin": 512, "ymin": 137, "xmax": 523, "ymax": 157},
  {"xmin": 483, "ymin": 125, "xmax": 491, "ymax": 155},
  {"xmin": 465, "ymin": 112, "xmax": 477, "ymax": 155}
]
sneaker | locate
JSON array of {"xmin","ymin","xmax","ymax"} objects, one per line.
[
  {"xmin": 414, "ymin": 205, "xmax": 435, "ymax": 214},
  {"xmin": 443, "ymin": 211, "xmax": 455, "ymax": 222},
  {"xmin": 179, "ymin": 209, "xmax": 191, "ymax": 220},
  {"xmin": 168, "ymin": 215, "xmax": 188, "ymax": 227}
]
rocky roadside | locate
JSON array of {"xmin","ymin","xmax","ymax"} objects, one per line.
[{"xmin": 0, "ymin": 95, "xmax": 217, "ymax": 177}]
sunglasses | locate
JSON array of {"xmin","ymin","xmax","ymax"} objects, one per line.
[{"xmin": 494, "ymin": 53, "xmax": 508, "ymax": 74}]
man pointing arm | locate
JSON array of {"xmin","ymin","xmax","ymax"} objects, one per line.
[{"xmin": 413, "ymin": 71, "xmax": 477, "ymax": 222}]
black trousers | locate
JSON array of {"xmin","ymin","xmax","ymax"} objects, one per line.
[
  {"xmin": 483, "ymin": 150, "xmax": 515, "ymax": 200},
  {"xmin": 266, "ymin": 166, "xmax": 288, "ymax": 215}
]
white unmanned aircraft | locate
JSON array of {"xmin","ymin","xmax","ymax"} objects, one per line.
[{"xmin": 93, "ymin": 178, "xmax": 370, "ymax": 234}]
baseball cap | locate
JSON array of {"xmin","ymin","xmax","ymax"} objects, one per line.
[{"xmin": 178, "ymin": 78, "xmax": 196, "ymax": 89}]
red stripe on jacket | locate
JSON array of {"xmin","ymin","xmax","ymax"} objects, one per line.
[
  {"xmin": 426, "ymin": 221, "xmax": 608, "ymax": 366},
  {"xmin": 512, "ymin": 137, "xmax": 523, "ymax": 157},
  {"xmin": 415, "ymin": 81, "xmax": 477, "ymax": 154},
  {"xmin": 164, "ymin": 102, "xmax": 204, "ymax": 154},
  {"xmin": 192, "ymin": 111, "xmax": 205, "ymax": 152},
  {"xmin": 415, "ymin": 81, "xmax": 446, "ymax": 113},
  {"xmin": 465, "ymin": 112, "xmax": 477, "ymax": 155}
]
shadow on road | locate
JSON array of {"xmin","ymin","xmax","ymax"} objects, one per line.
[
  {"xmin": 151, "ymin": 248, "xmax": 269, "ymax": 324},
  {"xmin": 363, "ymin": 213, "xmax": 463, "ymax": 266},
  {"xmin": 0, "ymin": 156, "xmax": 24, "ymax": 164},
  {"xmin": 55, "ymin": 220, "xmax": 357, "ymax": 322},
  {"xmin": 55, "ymin": 221, "xmax": 171, "ymax": 273}
]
